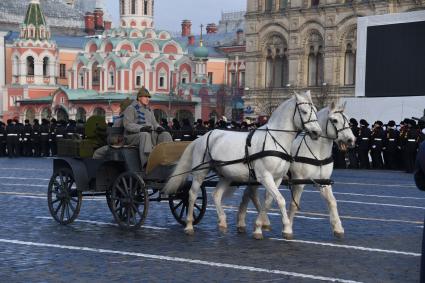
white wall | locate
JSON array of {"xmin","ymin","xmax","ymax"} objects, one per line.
[
  {"xmin": 0, "ymin": 31, "xmax": 8, "ymax": 117},
  {"xmin": 341, "ymin": 96, "xmax": 425, "ymax": 123}
]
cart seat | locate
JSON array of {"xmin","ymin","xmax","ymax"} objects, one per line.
[{"xmin": 146, "ymin": 141, "xmax": 191, "ymax": 175}]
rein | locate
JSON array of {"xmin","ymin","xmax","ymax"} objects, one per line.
[{"xmin": 166, "ymin": 99, "xmax": 320, "ymax": 180}]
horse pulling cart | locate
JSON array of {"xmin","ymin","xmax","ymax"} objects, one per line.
[
  {"xmin": 48, "ymin": 141, "xmax": 208, "ymax": 230},
  {"xmin": 48, "ymin": 136, "xmax": 333, "ymax": 231}
]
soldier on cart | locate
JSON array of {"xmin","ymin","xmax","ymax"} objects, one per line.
[{"xmin": 122, "ymin": 87, "xmax": 172, "ymax": 168}]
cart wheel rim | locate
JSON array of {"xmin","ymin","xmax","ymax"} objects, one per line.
[
  {"xmin": 110, "ymin": 172, "xmax": 149, "ymax": 230},
  {"xmin": 169, "ymin": 183, "xmax": 207, "ymax": 226},
  {"xmin": 47, "ymin": 168, "xmax": 82, "ymax": 225}
]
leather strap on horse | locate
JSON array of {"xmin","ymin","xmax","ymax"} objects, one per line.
[{"xmin": 293, "ymin": 156, "xmax": 333, "ymax": 166}]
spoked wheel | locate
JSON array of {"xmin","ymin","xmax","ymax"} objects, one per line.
[
  {"xmin": 47, "ymin": 168, "xmax": 82, "ymax": 225},
  {"xmin": 105, "ymin": 188, "xmax": 113, "ymax": 212},
  {"xmin": 110, "ymin": 172, "xmax": 149, "ymax": 230},
  {"xmin": 168, "ymin": 182, "xmax": 207, "ymax": 226}
]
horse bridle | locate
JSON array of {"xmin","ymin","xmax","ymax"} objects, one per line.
[
  {"xmin": 326, "ymin": 110, "xmax": 351, "ymax": 139},
  {"xmin": 294, "ymin": 102, "xmax": 318, "ymax": 130}
]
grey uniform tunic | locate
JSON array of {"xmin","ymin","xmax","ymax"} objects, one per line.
[{"xmin": 122, "ymin": 100, "xmax": 172, "ymax": 166}]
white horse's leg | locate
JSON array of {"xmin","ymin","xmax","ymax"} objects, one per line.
[
  {"xmin": 287, "ymin": 184, "xmax": 305, "ymax": 232},
  {"xmin": 236, "ymin": 186, "xmax": 258, "ymax": 233},
  {"xmin": 185, "ymin": 171, "xmax": 208, "ymax": 235},
  {"xmin": 212, "ymin": 179, "xmax": 231, "ymax": 233},
  {"xmin": 253, "ymin": 175, "xmax": 291, "ymax": 240},
  {"xmin": 319, "ymin": 185, "xmax": 344, "ymax": 238}
]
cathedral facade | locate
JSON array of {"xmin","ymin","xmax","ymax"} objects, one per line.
[
  {"xmin": 244, "ymin": 0, "xmax": 425, "ymax": 116},
  {"xmin": 1, "ymin": 0, "xmax": 242, "ymax": 123}
]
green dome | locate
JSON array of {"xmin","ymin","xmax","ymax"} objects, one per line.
[{"xmin": 194, "ymin": 45, "xmax": 209, "ymax": 58}]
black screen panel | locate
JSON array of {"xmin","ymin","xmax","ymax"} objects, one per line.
[{"xmin": 365, "ymin": 21, "xmax": 425, "ymax": 97}]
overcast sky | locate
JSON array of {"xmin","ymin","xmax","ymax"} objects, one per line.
[{"xmin": 105, "ymin": 0, "xmax": 246, "ymax": 34}]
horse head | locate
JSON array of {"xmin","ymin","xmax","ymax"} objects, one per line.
[
  {"xmin": 326, "ymin": 101, "xmax": 356, "ymax": 150},
  {"xmin": 293, "ymin": 90, "xmax": 322, "ymax": 140}
]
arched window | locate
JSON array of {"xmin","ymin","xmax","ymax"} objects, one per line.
[
  {"xmin": 144, "ymin": 0, "xmax": 148, "ymax": 15},
  {"xmin": 27, "ymin": 56, "xmax": 34, "ymax": 76},
  {"xmin": 56, "ymin": 107, "xmax": 68, "ymax": 122},
  {"xmin": 154, "ymin": 109, "xmax": 167, "ymax": 122},
  {"xmin": 181, "ymin": 70, "xmax": 189, "ymax": 84},
  {"xmin": 159, "ymin": 69, "xmax": 167, "ymax": 89},
  {"xmin": 79, "ymin": 71, "xmax": 85, "ymax": 88},
  {"xmin": 93, "ymin": 107, "xmax": 106, "ymax": 117},
  {"xmin": 345, "ymin": 43, "xmax": 356, "ymax": 85},
  {"xmin": 265, "ymin": 0, "xmax": 273, "ymax": 11},
  {"xmin": 76, "ymin": 108, "xmax": 87, "ymax": 122},
  {"xmin": 108, "ymin": 67, "xmax": 115, "ymax": 87},
  {"xmin": 131, "ymin": 0, "xmax": 136, "ymax": 14},
  {"xmin": 25, "ymin": 108, "xmax": 35, "ymax": 122},
  {"xmin": 306, "ymin": 31, "xmax": 324, "ymax": 86},
  {"xmin": 264, "ymin": 35, "xmax": 288, "ymax": 88},
  {"xmin": 308, "ymin": 45, "xmax": 324, "ymax": 86},
  {"xmin": 175, "ymin": 110, "xmax": 194, "ymax": 125},
  {"xmin": 92, "ymin": 62, "xmax": 100, "ymax": 86},
  {"xmin": 311, "ymin": 0, "xmax": 320, "ymax": 6},
  {"xmin": 41, "ymin": 108, "xmax": 52, "ymax": 120},
  {"xmin": 135, "ymin": 69, "xmax": 144, "ymax": 87},
  {"xmin": 43, "ymin": 57, "xmax": 49, "ymax": 77},
  {"xmin": 266, "ymin": 49, "xmax": 273, "ymax": 88}
]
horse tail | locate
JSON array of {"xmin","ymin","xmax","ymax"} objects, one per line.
[{"xmin": 163, "ymin": 141, "xmax": 196, "ymax": 195}]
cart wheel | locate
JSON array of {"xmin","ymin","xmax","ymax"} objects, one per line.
[
  {"xmin": 169, "ymin": 182, "xmax": 207, "ymax": 226},
  {"xmin": 110, "ymin": 172, "xmax": 148, "ymax": 230},
  {"xmin": 106, "ymin": 189, "xmax": 113, "ymax": 212},
  {"xmin": 47, "ymin": 168, "xmax": 82, "ymax": 225}
]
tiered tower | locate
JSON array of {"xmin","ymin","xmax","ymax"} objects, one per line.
[
  {"xmin": 13, "ymin": 0, "xmax": 58, "ymax": 85},
  {"xmin": 119, "ymin": 0, "xmax": 154, "ymax": 30}
]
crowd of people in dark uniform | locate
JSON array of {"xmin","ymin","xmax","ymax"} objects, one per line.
[
  {"xmin": 333, "ymin": 118, "xmax": 425, "ymax": 173},
  {"xmin": 0, "ymin": 118, "xmax": 84, "ymax": 158},
  {"xmin": 1, "ymin": 115, "xmax": 424, "ymax": 174}
]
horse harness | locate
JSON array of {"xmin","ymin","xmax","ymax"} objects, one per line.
[{"xmin": 199, "ymin": 101, "xmax": 324, "ymax": 177}]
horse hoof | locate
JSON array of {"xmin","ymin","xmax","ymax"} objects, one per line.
[
  {"xmin": 283, "ymin": 233, "xmax": 293, "ymax": 240},
  {"xmin": 253, "ymin": 233, "xmax": 264, "ymax": 240},
  {"xmin": 184, "ymin": 229, "xmax": 195, "ymax": 236},
  {"xmin": 237, "ymin": 226, "xmax": 246, "ymax": 234},
  {"xmin": 262, "ymin": 225, "xmax": 272, "ymax": 231},
  {"xmin": 219, "ymin": 226, "xmax": 227, "ymax": 233},
  {"xmin": 334, "ymin": 231, "xmax": 344, "ymax": 239}
]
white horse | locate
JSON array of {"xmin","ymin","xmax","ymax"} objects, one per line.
[
  {"xmin": 236, "ymin": 102, "xmax": 355, "ymax": 239},
  {"xmin": 164, "ymin": 91, "xmax": 322, "ymax": 239}
]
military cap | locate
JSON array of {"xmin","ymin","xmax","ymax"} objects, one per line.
[
  {"xmin": 375, "ymin": 120, "xmax": 383, "ymax": 127},
  {"xmin": 137, "ymin": 87, "xmax": 151, "ymax": 98},
  {"xmin": 359, "ymin": 119, "xmax": 369, "ymax": 127},
  {"xmin": 349, "ymin": 118, "xmax": 358, "ymax": 126},
  {"xmin": 407, "ymin": 119, "xmax": 416, "ymax": 127},
  {"xmin": 387, "ymin": 120, "xmax": 396, "ymax": 127}
]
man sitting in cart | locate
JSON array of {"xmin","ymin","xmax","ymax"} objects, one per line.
[{"xmin": 123, "ymin": 87, "xmax": 172, "ymax": 168}]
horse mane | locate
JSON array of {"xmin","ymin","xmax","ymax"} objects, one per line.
[{"xmin": 267, "ymin": 95, "xmax": 296, "ymax": 126}]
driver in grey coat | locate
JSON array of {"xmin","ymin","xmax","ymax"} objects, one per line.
[{"xmin": 123, "ymin": 87, "xmax": 172, "ymax": 168}]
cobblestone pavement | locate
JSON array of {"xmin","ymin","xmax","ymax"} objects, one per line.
[{"xmin": 0, "ymin": 158, "xmax": 423, "ymax": 282}]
